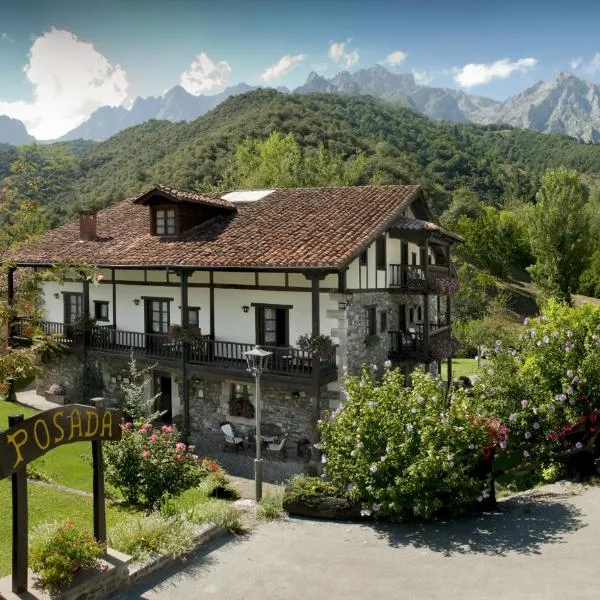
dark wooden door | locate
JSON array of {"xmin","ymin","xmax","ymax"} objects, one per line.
[
  {"xmin": 398, "ymin": 304, "xmax": 407, "ymax": 332},
  {"xmin": 64, "ymin": 292, "xmax": 83, "ymax": 339},
  {"xmin": 145, "ymin": 299, "xmax": 170, "ymax": 353},
  {"xmin": 400, "ymin": 242, "xmax": 409, "ymax": 285},
  {"xmin": 155, "ymin": 375, "xmax": 172, "ymax": 424}
]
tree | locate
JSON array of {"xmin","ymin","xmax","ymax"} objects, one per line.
[
  {"xmin": 219, "ymin": 131, "xmax": 372, "ymax": 190},
  {"xmin": 527, "ymin": 167, "xmax": 590, "ymax": 304}
]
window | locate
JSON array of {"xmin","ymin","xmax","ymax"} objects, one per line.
[
  {"xmin": 428, "ymin": 254, "xmax": 432, "ymax": 265},
  {"xmin": 187, "ymin": 307, "xmax": 200, "ymax": 328},
  {"xmin": 411, "ymin": 252, "xmax": 417, "ymax": 266},
  {"xmin": 409, "ymin": 307, "xmax": 414, "ymax": 323},
  {"xmin": 155, "ymin": 208, "xmax": 176, "ymax": 236},
  {"xmin": 229, "ymin": 383, "xmax": 254, "ymax": 419},
  {"xmin": 256, "ymin": 305, "xmax": 289, "ymax": 347},
  {"xmin": 94, "ymin": 301, "xmax": 109, "ymax": 322},
  {"xmin": 375, "ymin": 236, "xmax": 386, "ymax": 269},
  {"xmin": 380, "ymin": 310, "xmax": 387, "ymax": 334},
  {"xmin": 359, "ymin": 250, "xmax": 368, "ymax": 266},
  {"xmin": 146, "ymin": 299, "xmax": 170, "ymax": 334},
  {"xmin": 366, "ymin": 306, "xmax": 377, "ymax": 336},
  {"xmin": 417, "ymin": 306, "xmax": 422, "ymax": 321},
  {"xmin": 64, "ymin": 293, "xmax": 83, "ymax": 324}
]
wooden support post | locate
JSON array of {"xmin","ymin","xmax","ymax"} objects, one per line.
[
  {"xmin": 7, "ymin": 267, "xmax": 15, "ymax": 348},
  {"xmin": 423, "ymin": 236, "xmax": 430, "ymax": 358},
  {"xmin": 91, "ymin": 398, "xmax": 107, "ymax": 545},
  {"xmin": 311, "ymin": 276, "xmax": 320, "ymax": 337},
  {"xmin": 209, "ymin": 271, "xmax": 215, "ymax": 339},
  {"xmin": 83, "ymin": 278, "xmax": 90, "ymax": 358},
  {"xmin": 8, "ymin": 414, "xmax": 27, "ymax": 594},
  {"xmin": 180, "ymin": 270, "xmax": 191, "ymax": 442},
  {"xmin": 111, "ymin": 268, "xmax": 117, "ymax": 328}
]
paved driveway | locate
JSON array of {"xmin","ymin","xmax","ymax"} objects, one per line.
[{"xmin": 117, "ymin": 482, "xmax": 599, "ymax": 600}]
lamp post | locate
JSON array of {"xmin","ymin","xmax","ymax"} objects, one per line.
[{"xmin": 243, "ymin": 346, "xmax": 272, "ymax": 502}]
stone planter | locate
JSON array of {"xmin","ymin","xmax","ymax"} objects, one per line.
[
  {"xmin": 283, "ymin": 496, "xmax": 366, "ymax": 520},
  {"xmin": 44, "ymin": 392, "xmax": 66, "ymax": 405}
]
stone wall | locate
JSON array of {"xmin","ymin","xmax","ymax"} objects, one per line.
[{"xmin": 188, "ymin": 376, "xmax": 318, "ymax": 447}]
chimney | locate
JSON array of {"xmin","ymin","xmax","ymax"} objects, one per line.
[{"xmin": 79, "ymin": 211, "xmax": 98, "ymax": 241}]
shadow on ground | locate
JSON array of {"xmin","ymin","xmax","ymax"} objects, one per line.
[
  {"xmin": 368, "ymin": 491, "xmax": 586, "ymax": 556},
  {"xmin": 113, "ymin": 533, "xmax": 247, "ymax": 600}
]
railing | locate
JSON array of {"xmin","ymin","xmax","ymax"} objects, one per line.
[
  {"xmin": 412, "ymin": 322, "xmax": 450, "ymax": 336},
  {"xmin": 388, "ymin": 265, "xmax": 426, "ymax": 289},
  {"xmin": 12, "ymin": 320, "xmax": 337, "ymax": 381},
  {"xmin": 388, "ymin": 325, "xmax": 451, "ymax": 357}
]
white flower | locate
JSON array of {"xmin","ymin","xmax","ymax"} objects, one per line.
[
  {"xmin": 369, "ymin": 464, "xmax": 378, "ymax": 473},
  {"xmin": 410, "ymin": 407, "xmax": 417, "ymax": 414},
  {"xmin": 384, "ymin": 360, "xmax": 392, "ymax": 368},
  {"xmin": 360, "ymin": 509, "xmax": 372, "ymax": 517},
  {"xmin": 533, "ymin": 422, "xmax": 540, "ymax": 430},
  {"xmin": 321, "ymin": 454, "xmax": 327, "ymax": 463},
  {"xmin": 406, "ymin": 423, "xmax": 414, "ymax": 432}
]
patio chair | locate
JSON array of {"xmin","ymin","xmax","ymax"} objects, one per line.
[
  {"xmin": 266, "ymin": 435, "xmax": 288, "ymax": 461},
  {"xmin": 220, "ymin": 421, "xmax": 244, "ymax": 452}
]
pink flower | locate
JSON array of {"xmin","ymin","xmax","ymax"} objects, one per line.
[
  {"xmin": 149, "ymin": 434, "xmax": 158, "ymax": 442},
  {"xmin": 175, "ymin": 453, "xmax": 183, "ymax": 461},
  {"xmin": 176, "ymin": 442, "xmax": 186, "ymax": 451},
  {"xmin": 122, "ymin": 422, "xmax": 132, "ymax": 429},
  {"xmin": 141, "ymin": 450, "xmax": 150, "ymax": 459},
  {"xmin": 140, "ymin": 423, "xmax": 153, "ymax": 433},
  {"xmin": 161, "ymin": 425, "xmax": 173, "ymax": 433}
]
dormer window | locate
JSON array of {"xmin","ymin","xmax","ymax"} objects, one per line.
[{"xmin": 156, "ymin": 208, "xmax": 176, "ymax": 236}]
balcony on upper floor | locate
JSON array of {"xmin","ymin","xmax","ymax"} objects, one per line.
[
  {"xmin": 387, "ymin": 264, "xmax": 459, "ymax": 294},
  {"xmin": 11, "ymin": 319, "xmax": 338, "ymax": 388}
]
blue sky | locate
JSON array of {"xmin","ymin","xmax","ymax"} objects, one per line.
[{"xmin": 2, "ymin": 0, "xmax": 600, "ymax": 138}]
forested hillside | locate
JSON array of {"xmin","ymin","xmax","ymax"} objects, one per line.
[{"xmin": 5, "ymin": 90, "xmax": 600, "ymax": 219}]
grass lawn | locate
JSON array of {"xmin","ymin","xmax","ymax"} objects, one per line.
[
  {"xmin": 0, "ymin": 479, "xmax": 140, "ymax": 577},
  {"xmin": 440, "ymin": 358, "xmax": 481, "ymax": 380},
  {"xmin": 0, "ymin": 401, "xmax": 93, "ymax": 492}
]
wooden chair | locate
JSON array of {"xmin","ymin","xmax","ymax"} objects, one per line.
[
  {"xmin": 220, "ymin": 421, "xmax": 244, "ymax": 452},
  {"xmin": 266, "ymin": 435, "xmax": 288, "ymax": 461}
]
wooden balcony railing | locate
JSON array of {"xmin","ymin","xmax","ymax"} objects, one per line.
[
  {"xmin": 12, "ymin": 319, "xmax": 337, "ymax": 382},
  {"xmin": 388, "ymin": 264, "xmax": 457, "ymax": 292},
  {"xmin": 388, "ymin": 325, "xmax": 450, "ymax": 358}
]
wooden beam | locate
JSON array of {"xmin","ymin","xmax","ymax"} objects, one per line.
[
  {"xmin": 111, "ymin": 268, "xmax": 117, "ymax": 328},
  {"xmin": 9, "ymin": 414, "xmax": 27, "ymax": 594},
  {"xmin": 423, "ymin": 236, "xmax": 430, "ymax": 359},
  {"xmin": 311, "ymin": 276, "xmax": 320, "ymax": 337},
  {"xmin": 91, "ymin": 398, "xmax": 107, "ymax": 544},
  {"xmin": 180, "ymin": 270, "xmax": 191, "ymax": 441},
  {"xmin": 209, "ymin": 271, "xmax": 215, "ymax": 338}
]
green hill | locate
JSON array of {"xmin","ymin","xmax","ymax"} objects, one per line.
[{"xmin": 6, "ymin": 90, "xmax": 600, "ymax": 218}]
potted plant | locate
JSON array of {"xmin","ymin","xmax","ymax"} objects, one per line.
[
  {"xmin": 167, "ymin": 324, "xmax": 205, "ymax": 343},
  {"xmin": 46, "ymin": 382, "xmax": 66, "ymax": 404},
  {"xmin": 297, "ymin": 334, "xmax": 335, "ymax": 358}
]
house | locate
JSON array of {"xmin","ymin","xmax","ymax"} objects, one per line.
[{"xmin": 7, "ymin": 184, "xmax": 461, "ymax": 449}]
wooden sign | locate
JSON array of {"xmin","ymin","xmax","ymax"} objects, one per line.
[
  {"xmin": 1, "ymin": 399, "xmax": 121, "ymax": 594},
  {"xmin": 0, "ymin": 404, "xmax": 121, "ymax": 480}
]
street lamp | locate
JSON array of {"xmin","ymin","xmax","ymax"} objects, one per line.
[{"xmin": 243, "ymin": 346, "xmax": 272, "ymax": 502}]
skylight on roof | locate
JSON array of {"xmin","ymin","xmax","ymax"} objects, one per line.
[{"xmin": 221, "ymin": 190, "xmax": 275, "ymax": 202}]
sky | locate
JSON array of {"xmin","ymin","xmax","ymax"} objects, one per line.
[{"xmin": 2, "ymin": 0, "xmax": 600, "ymax": 139}]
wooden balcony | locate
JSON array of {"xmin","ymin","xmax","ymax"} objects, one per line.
[
  {"xmin": 388, "ymin": 325, "xmax": 450, "ymax": 361},
  {"xmin": 12, "ymin": 319, "xmax": 337, "ymax": 385},
  {"xmin": 388, "ymin": 264, "xmax": 457, "ymax": 293}
]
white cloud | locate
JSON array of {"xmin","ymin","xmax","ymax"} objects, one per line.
[
  {"xmin": 260, "ymin": 54, "xmax": 306, "ymax": 82},
  {"xmin": 0, "ymin": 28, "xmax": 128, "ymax": 139},
  {"xmin": 454, "ymin": 57, "xmax": 538, "ymax": 87},
  {"xmin": 570, "ymin": 57, "xmax": 583, "ymax": 70},
  {"xmin": 387, "ymin": 50, "xmax": 407, "ymax": 66},
  {"xmin": 573, "ymin": 53, "xmax": 600, "ymax": 75},
  {"xmin": 328, "ymin": 40, "xmax": 360, "ymax": 68},
  {"xmin": 179, "ymin": 52, "xmax": 231, "ymax": 94},
  {"xmin": 412, "ymin": 69, "xmax": 433, "ymax": 85}
]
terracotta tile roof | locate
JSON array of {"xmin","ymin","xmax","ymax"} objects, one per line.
[
  {"xmin": 134, "ymin": 185, "xmax": 236, "ymax": 210},
  {"xmin": 390, "ymin": 216, "xmax": 463, "ymax": 242},
  {"xmin": 10, "ymin": 185, "xmax": 424, "ymax": 270}
]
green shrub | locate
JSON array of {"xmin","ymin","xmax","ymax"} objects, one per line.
[
  {"xmin": 109, "ymin": 513, "xmax": 197, "ymax": 560},
  {"xmin": 284, "ymin": 474, "xmax": 339, "ymax": 501},
  {"xmin": 103, "ymin": 423, "xmax": 205, "ymax": 506},
  {"xmin": 257, "ymin": 488, "xmax": 285, "ymax": 521},
  {"xmin": 30, "ymin": 522, "xmax": 104, "ymax": 591},
  {"xmin": 319, "ymin": 367, "xmax": 494, "ymax": 519},
  {"xmin": 472, "ymin": 300, "xmax": 600, "ymax": 477}
]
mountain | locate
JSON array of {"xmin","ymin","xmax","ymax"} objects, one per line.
[
  {"xmin": 474, "ymin": 72, "xmax": 600, "ymax": 142},
  {"xmin": 294, "ymin": 66, "xmax": 500, "ymax": 123},
  {"xmin": 0, "ymin": 116, "xmax": 35, "ymax": 145},
  {"xmin": 59, "ymin": 83, "xmax": 256, "ymax": 142}
]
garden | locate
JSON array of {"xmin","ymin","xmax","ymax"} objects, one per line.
[
  {"xmin": 283, "ymin": 300, "xmax": 600, "ymax": 521},
  {"xmin": 0, "ymin": 363, "xmax": 244, "ymax": 594}
]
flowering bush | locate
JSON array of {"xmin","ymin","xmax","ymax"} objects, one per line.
[
  {"xmin": 104, "ymin": 422, "xmax": 206, "ymax": 506},
  {"xmin": 318, "ymin": 367, "xmax": 494, "ymax": 520},
  {"xmin": 430, "ymin": 276, "xmax": 460, "ymax": 295},
  {"xmin": 30, "ymin": 522, "xmax": 104, "ymax": 590},
  {"xmin": 471, "ymin": 300, "xmax": 600, "ymax": 476}
]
